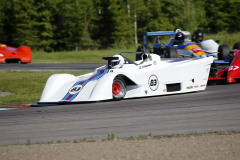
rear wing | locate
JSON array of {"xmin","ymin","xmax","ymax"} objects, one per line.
[{"xmin": 143, "ymin": 29, "xmax": 190, "ymax": 46}]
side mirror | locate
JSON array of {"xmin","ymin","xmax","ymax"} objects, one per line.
[{"xmin": 102, "ymin": 57, "xmax": 119, "ymax": 69}]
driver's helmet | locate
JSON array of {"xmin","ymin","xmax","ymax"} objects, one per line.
[
  {"xmin": 111, "ymin": 55, "xmax": 124, "ymax": 69},
  {"xmin": 192, "ymin": 29, "xmax": 204, "ymax": 43},
  {"xmin": 174, "ymin": 32, "xmax": 185, "ymax": 45}
]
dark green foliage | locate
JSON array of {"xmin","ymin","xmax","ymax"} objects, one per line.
[
  {"xmin": 0, "ymin": 0, "xmax": 18, "ymax": 45},
  {"xmin": 92, "ymin": 0, "xmax": 117, "ymax": 48},
  {"xmin": 203, "ymin": 0, "xmax": 240, "ymax": 33},
  {"xmin": 34, "ymin": 0, "xmax": 54, "ymax": 52},
  {"xmin": 0, "ymin": 0, "xmax": 239, "ymax": 51},
  {"xmin": 110, "ymin": 0, "xmax": 135, "ymax": 48}
]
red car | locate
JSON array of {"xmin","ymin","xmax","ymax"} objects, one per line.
[
  {"xmin": 209, "ymin": 49, "xmax": 240, "ymax": 83},
  {"xmin": 0, "ymin": 44, "xmax": 31, "ymax": 63}
]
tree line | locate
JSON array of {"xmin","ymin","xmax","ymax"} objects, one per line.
[{"xmin": 0, "ymin": 0, "xmax": 239, "ymax": 52}]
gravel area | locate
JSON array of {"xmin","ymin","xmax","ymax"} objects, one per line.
[
  {"xmin": 0, "ymin": 92, "xmax": 11, "ymax": 97},
  {"xmin": 0, "ymin": 133, "xmax": 239, "ymax": 160}
]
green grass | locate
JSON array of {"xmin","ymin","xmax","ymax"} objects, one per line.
[
  {"xmin": 204, "ymin": 32, "xmax": 240, "ymax": 48},
  {"xmin": 32, "ymin": 48, "xmax": 136, "ymax": 63},
  {"xmin": 0, "ymin": 71, "xmax": 86, "ymax": 105}
]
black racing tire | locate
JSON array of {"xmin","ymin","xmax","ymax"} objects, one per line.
[
  {"xmin": 164, "ymin": 47, "xmax": 178, "ymax": 58},
  {"xmin": 218, "ymin": 45, "xmax": 230, "ymax": 60},
  {"xmin": 209, "ymin": 63, "xmax": 218, "ymax": 77},
  {"xmin": 233, "ymin": 42, "xmax": 240, "ymax": 50},
  {"xmin": 112, "ymin": 77, "xmax": 126, "ymax": 100}
]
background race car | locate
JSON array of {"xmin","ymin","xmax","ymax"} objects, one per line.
[
  {"xmin": 209, "ymin": 49, "xmax": 240, "ymax": 84},
  {"xmin": 0, "ymin": 44, "xmax": 32, "ymax": 63},
  {"xmin": 136, "ymin": 29, "xmax": 233, "ymax": 63},
  {"xmin": 191, "ymin": 29, "xmax": 240, "ymax": 63}
]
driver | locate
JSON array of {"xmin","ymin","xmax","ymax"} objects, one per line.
[
  {"xmin": 174, "ymin": 32, "xmax": 185, "ymax": 45},
  {"xmin": 111, "ymin": 55, "xmax": 124, "ymax": 69},
  {"xmin": 192, "ymin": 29, "xmax": 204, "ymax": 43},
  {"xmin": 174, "ymin": 31, "xmax": 206, "ymax": 57}
]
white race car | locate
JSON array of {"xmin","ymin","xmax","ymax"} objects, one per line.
[
  {"xmin": 191, "ymin": 29, "xmax": 231, "ymax": 62},
  {"xmin": 38, "ymin": 52, "xmax": 213, "ymax": 104}
]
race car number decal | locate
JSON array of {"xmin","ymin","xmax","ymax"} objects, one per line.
[
  {"xmin": 229, "ymin": 65, "xmax": 239, "ymax": 71},
  {"xmin": 69, "ymin": 84, "xmax": 83, "ymax": 94},
  {"xmin": 148, "ymin": 75, "xmax": 159, "ymax": 91}
]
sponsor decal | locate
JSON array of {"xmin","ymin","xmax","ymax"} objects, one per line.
[
  {"xmin": 186, "ymin": 86, "xmax": 193, "ymax": 89},
  {"xmin": 163, "ymin": 89, "xmax": 167, "ymax": 92},
  {"xmin": 192, "ymin": 47, "xmax": 203, "ymax": 53},
  {"xmin": 229, "ymin": 65, "xmax": 239, "ymax": 71},
  {"xmin": 110, "ymin": 70, "xmax": 113, "ymax": 72},
  {"xmin": 194, "ymin": 85, "xmax": 199, "ymax": 88},
  {"xmin": 139, "ymin": 64, "xmax": 152, "ymax": 69},
  {"xmin": 148, "ymin": 75, "xmax": 159, "ymax": 91},
  {"xmin": 153, "ymin": 61, "xmax": 157, "ymax": 65},
  {"xmin": 200, "ymin": 84, "xmax": 206, "ymax": 87}
]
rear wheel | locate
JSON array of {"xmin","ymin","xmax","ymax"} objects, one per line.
[
  {"xmin": 218, "ymin": 45, "xmax": 230, "ymax": 60},
  {"xmin": 112, "ymin": 77, "xmax": 126, "ymax": 100},
  {"xmin": 233, "ymin": 42, "xmax": 240, "ymax": 50}
]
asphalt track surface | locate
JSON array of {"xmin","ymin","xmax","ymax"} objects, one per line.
[
  {"xmin": 0, "ymin": 83, "xmax": 240, "ymax": 145},
  {"xmin": 0, "ymin": 63, "xmax": 240, "ymax": 145}
]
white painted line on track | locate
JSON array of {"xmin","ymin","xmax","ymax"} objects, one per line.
[{"xmin": 0, "ymin": 108, "xmax": 15, "ymax": 111}]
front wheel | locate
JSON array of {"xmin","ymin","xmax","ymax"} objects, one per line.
[
  {"xmin": 218, "ymin": 45, "xmax": 230, "ymax": 60},
  {"xmin": 112, "ymin": 77, "xmax": 126, "ymax": 100}
]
